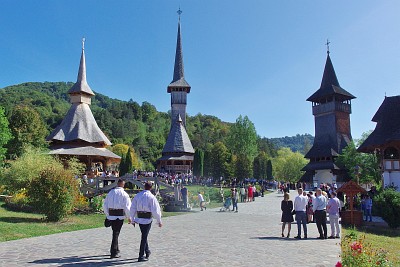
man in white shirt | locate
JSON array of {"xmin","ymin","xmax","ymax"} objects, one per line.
[
  {"xmin": 313, "ymin": 188, "xmax": 328, "ymax": 239},
  {"xmin": 130, "ymin": 182, "xmax": 163, "ymax": 262},
  {"xmin": 198, "ymin": 192, "xmax": 206, "ymax": 211},
  {"xmin": 294, "ymin": 188, "xmax": 308, "ymax": 239},
  {"xmin": 103, "ymin": 179, "xmax": 131, "ymax": 258},
  {"xmin": 327, "ymin": 191, "xmax": 341, "ymax": 238}
]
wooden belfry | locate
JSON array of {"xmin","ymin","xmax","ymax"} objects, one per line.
[{"xmin": 301, "ymin": 44, "xmax": 356, "ymax": 186}]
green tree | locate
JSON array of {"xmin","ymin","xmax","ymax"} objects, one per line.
[
  {"xmin": 193, "ymin": 149, "xmax": 204, "ymax": 177},
  {"xmin": 253, "ymin": 151, "xmax": 269, "ymax": 179},
  {"xmin": 125, "ymin": 147, "xmax": 134, "ymax": 174},
  {"xmin": 266, "ymin": 159, "xmax": 273, "ymax": 180},
  {"xmin": 0, "ymin": 106, "xmax": 12, "ymax": 162},
  {"xmin": 119, "ymin": 154, "xmax": 127, "ymax": 176},
  {"xmin": 236, "ymin": 154, "xmax": 253, "ymax": 179},
  {"xmin": 211, "ymin": 142, "xmax": 231, "ymax": 178},
  {"xmin": 336, "ymin": 138, "xmax": 380, "ymax": 184},
  {"xmin": 227, "ymin": 115, "xmax": 257, "ymax": 158},
  {"xmin": 7, "ymin": 105, "xmax": 48, "ymax": 158},
  {"xmin": 272, "ymin": 148, "xmax": 308, "ymax": 182},
  {"xmin": 227, "ymin": 115, "xmax": 258, "ymax": 179}
]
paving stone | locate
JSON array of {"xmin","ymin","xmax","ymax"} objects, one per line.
[{"xmin": 0, "ymin": 190, "xmax": 340, "ymax": 266}]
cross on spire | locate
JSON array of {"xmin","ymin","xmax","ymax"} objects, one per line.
[
  {"xmin": 177, "ymin": 7, "xmax": 182, "ymax": 20},
  {"xmin": 82, "ymin": 37, "xmax": 86, "ymax": 50},
  {"xmin": 326, "ymin": 39, "xmax": 330, "ymax": 55}
]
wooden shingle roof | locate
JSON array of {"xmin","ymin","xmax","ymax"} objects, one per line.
[
  {"xmin": 307, "ymin": 54, "xmax": 355, "ymax": 103},
  {"xmin": 167, "ymin": 19, "xmax": 191, "ymax": 92},
  {"xmin": 358, "ymin": 96, "xmax": 400, "ymax": 152},
  {"xmin": 162, "ymin": 115, "xmax": 194, "ymax": 154}
]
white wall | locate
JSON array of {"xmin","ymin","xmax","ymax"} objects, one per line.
[
  {"xmin": 383, "ymin": 171, "xmax": 400, "ymax": 191},
  {"xmin": 313, "ymin": 169, "xmax": 334, "ymax": 185}
]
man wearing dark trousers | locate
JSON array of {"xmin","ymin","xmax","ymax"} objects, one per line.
[
  {"xmin": 130, "ymin": 182, "xmax": 163, "ymax": 262},
  {"xmin": 103, "ymin": 179, "xmax": 131, "ymax": 258},
  {"xmin": 313, "ymin": 188, "xmax": 328, "ymax": 239}
]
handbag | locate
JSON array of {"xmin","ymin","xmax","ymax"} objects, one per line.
[{"xmin": 104, "ymin": 218, "xmax": 112, "ymax": 228}]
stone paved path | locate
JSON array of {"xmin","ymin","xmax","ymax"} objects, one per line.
[{"xmin": 0, "ymin": 191, "xmax": 341, "ymax": 267}]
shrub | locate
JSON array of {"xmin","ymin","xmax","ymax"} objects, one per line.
[
  {"xmin": 27, "ymin": 166, "xmax": 78, "ymax": 221},
  {"xmin": 339, "ymin": 229, "xmax": 392, "ymax": 267},
  {"xmin": 4, "ymin": 188, "xmax": 35, "ymax": 213},
  {"xmin": 73, "ymin": 193, "xmax": 90, "ymax": 213},
  {"xmin": 90, "ymin": 194, "xmax": 106, "ymax": 212},
  {"xmin": 374, "ymin": 189, "xmax": 400, "ymax": 229}
]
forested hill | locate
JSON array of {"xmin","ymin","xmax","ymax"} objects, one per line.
[
  {"xmin": 0, "ymin": 82, "xmax": 312, "ymax": 168},
  {"xmin": 270, "ymin": 134, "xmax": 314, "ymax": 154}
]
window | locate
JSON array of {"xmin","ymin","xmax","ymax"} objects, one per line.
[{"xmin": 384, "ymin": 147, "xmax": 399, "ymax": 159}]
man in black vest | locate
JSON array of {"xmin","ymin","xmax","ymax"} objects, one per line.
[
  {"xmin": 103, "ymin": 179, "xmax": 131, "ymax": 258},
  {"xmin": 130, "ymin": 182, "xmax": 163, "ymax": 262}
]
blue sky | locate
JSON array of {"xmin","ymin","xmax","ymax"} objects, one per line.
[{"xmin": 1, "ymin": 1, "xmax": 400, "ymax": 140}]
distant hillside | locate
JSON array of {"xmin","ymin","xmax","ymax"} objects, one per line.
[
  {"xmin": 0, "ymin": 82, "xmax": 312, "ymax": 168},
  {"xmin": 0, "ymin": 82, "xmax": 233, "ymax": 168},
  {"xmin": 269, "ymin": 134, "xmax": 314, "ymax": 154}
]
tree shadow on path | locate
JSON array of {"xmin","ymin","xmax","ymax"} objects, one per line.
[{"xmin": 30, "ymin": 254, "xmax": 140, "ymax": 266}]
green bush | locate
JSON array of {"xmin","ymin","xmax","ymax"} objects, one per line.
[
  {"xmin": 90, "ymin": 194, "xmax": 106, "ymax": 212},
  {"xmin": 27, "ymin": 166, "xmax": 79, "ymax": 221},
  {"xmin": 374, "ymin": 189, "xmax": 400, "ymax": 229}
]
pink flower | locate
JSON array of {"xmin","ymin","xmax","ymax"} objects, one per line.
[{"xmin": 335, "ymin": 261, "xmax": 342, "ymax": 267}]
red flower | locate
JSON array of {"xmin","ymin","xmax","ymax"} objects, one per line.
[
  {"xmin": 350, "ymin": 241, "xmax": 363, "ymax": 254},
  {"xmin": 335, "ymin": 261, "xmax": 342, "ymax": 267}
]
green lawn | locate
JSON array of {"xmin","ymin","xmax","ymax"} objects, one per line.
[
  {"xmin": 0, "ymin": 201, "xmax": 184, "ymax": 242},
  {"xmin": 342, "ymin": 225, "xmax": 400, "ymax": 264}
]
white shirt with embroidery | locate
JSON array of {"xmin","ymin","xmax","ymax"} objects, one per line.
[
  {"xmin": 130, "ymin": 190, "xmax": 162, "ymax": 225},
  {"xmin": 103, "ymin": 187, "xmax": 131, "ymax": 220}
]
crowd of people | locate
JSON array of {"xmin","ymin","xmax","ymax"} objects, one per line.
[{"xmin": 280, "ymin": 184, "xmax": 375, "ymax": 240}]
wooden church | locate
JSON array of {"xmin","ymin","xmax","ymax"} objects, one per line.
[
  {"xmin": 358, "ymin": 96, "xmax": 400, "ymax": 191},
  {"xmin": 301, "ymin": 50, "xmax": 356, "ymax": 186},
  {"xmin": 157, "ymin": 11, "xmax": 195, "ymax": 174},
  {"xmin": 47, "ymin": 40, "xmax": 121, "ymax": 176}
]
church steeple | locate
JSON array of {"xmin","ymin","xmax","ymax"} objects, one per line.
[
  {"xmin": 167, "ymin": 9, "xmax": 191, "ymax": 127},
  {"xmin": 307, "ymin": 51, "xmax": 354, "ymax": 103},
  {"xmin": 68, "ymin": 38, "xmax": 95, "ymax": 98},
  {"xmin": 168, "ymin": 8, "xmax": 191, "ymax": 92}
]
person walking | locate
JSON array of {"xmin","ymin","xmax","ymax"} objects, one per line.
[
  {"xmin": 198, "ymin": 192, "xmax": 206, "ymax": 211},
  {"xmin": 130, "ymin": 182, "xmax": 163, "ymax": 262},
  {"xmin": 181, "ymin": 185, "xmax": 188, "ymax": 210},
  {"xmin": 248, "ymin": 184, "xmax": 253, "ymax": 202},
  {"xmin": 327, "ymin": 191, "xmax": 341, "ymax": 238},
  {"xmin": 281, "ymin": 192, "xmax": 294, "ymax": 238},
  {"xmin": 232, "ymin": 188, "xmax": 239, "ymax": 212},
  {"xmin": 313, "ymin": 188, "xmax": 328, "ymax": 239},
  {"xmin": 240, "ymin": 186, "xmax": 246, "ymax": 203},
  {"xmin": 294, "ymin": 188, "xmax": 308, "ymax": 239},
  {"xmin": 103, "ymin": 179, "xmax": 132, "ymax": 259}
]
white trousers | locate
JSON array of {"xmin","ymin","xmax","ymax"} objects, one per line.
[{"xmin": 329, "ymin": 214, "xmax": 340, "ymax": 237}]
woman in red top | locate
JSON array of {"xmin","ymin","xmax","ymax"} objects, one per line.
[{"xmin": 247, "ymin": 184, "xmax": 253, "ymax": 202}]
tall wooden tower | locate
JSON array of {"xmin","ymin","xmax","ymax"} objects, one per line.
[
  {"xmin": 157, "ymin": 9, "xmax": 194, "ymax": 174},
  {"xmin": 301, "ymin": 49, "xmax": 356, "ymax": 186},
  {"xmin": 167, "ymin": 9, "xmax": 191, "ymax": 127}
]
